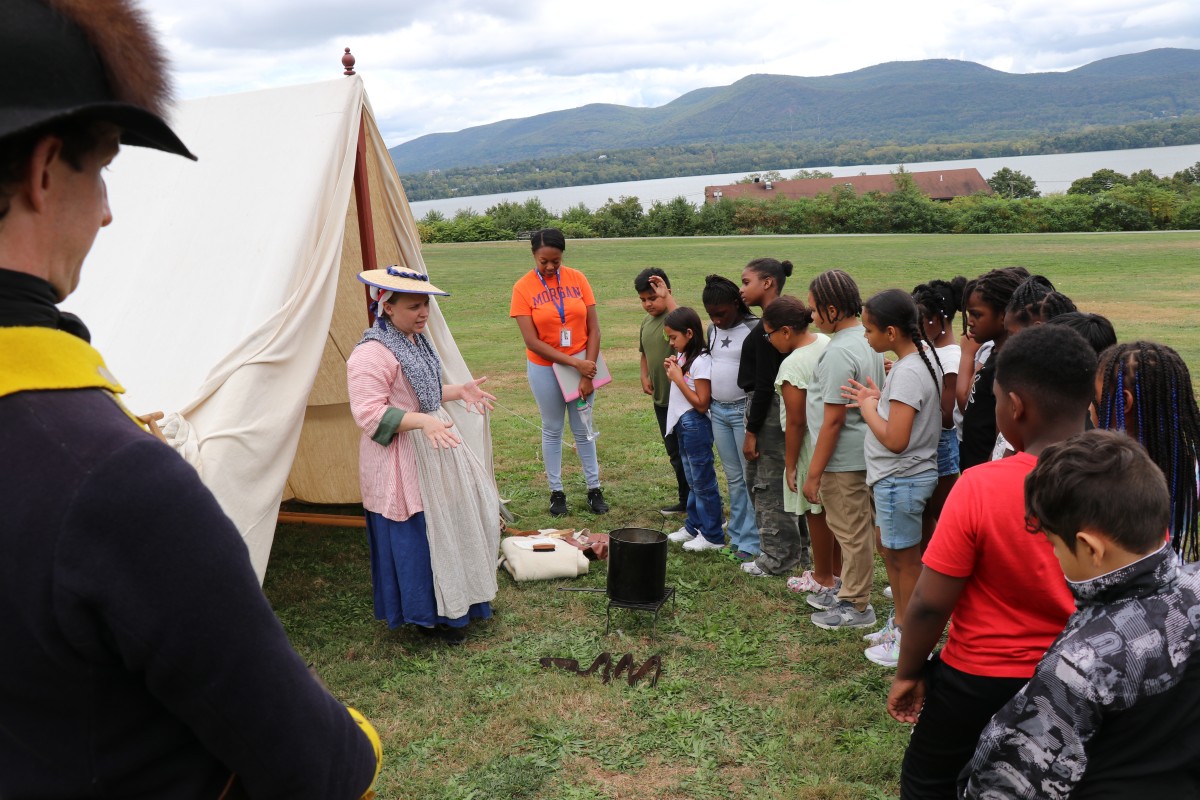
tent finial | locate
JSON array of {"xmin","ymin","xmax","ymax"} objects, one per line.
[{"xmin": 342, "ymin": 47, "xmax": 356, "ymax": 76}]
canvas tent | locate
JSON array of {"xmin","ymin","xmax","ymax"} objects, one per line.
[{"xmin": 63, "ymin": 76, "xmax": 492, "ymax": 581}]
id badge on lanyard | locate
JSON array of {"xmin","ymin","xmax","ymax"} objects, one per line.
[{"xmin": 537, "ymin": 270, "xmax": 571, "ymax": 349}]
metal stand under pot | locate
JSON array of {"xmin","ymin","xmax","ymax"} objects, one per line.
[{"xmin": 559, "ymin": 527, "xmax": 675, "ymax": 634}]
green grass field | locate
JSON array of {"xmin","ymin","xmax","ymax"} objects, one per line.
[{"xmin": 265, "ymin": 232, "xmax": 1200, "ymax": 799}]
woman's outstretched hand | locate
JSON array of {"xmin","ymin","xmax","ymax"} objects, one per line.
[{"xmin": 460, "ymin": 376, "xmax": 496, "ymax": 414}]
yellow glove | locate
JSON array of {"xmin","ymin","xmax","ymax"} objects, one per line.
[{"xmin": 347, "ymin": 706, "xmax": 382, "ymax": 799}]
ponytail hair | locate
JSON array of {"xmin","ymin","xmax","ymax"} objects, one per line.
[
  {"xmin": 864, "ymin": 288, "xmax": 942, "ymax": 391},
  {"xmin": 762, "ymin": 295, "xmax": 814, "ymax": 332},
  {"xmin": 745, "ymin": 257, "xmax": 794, "ymax": 292},
  {"xmin": 912, "ymin": 276, "xmax": 967, "ymax": 336}
]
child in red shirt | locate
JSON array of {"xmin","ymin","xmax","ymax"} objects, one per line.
[{"xmin": 887, "ymin": 324, "xmax": 1099, "ymax": 799}]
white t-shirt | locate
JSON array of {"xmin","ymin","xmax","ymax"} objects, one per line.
[
  {"xmin": 666, "ymin": 352, "xmax": 712, "ymax": 435},
  {"xmin": 707, "ymin": 319, "xmax": 755, "ymax": 403},
  {"xmin": 934, "ymin": 342, "xmax": 961, "ymax": 431}
]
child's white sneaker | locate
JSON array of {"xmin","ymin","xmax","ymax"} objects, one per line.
[
  {"xmin": 863, "ymin": 615, "xmax": 895, "ymax": 645},
  {"xmin": 682, "ymin": 535, "xmax": 724, "ymax": 552},
  {"xmin": 667, "ymin": 526, "xmax": 695, "ymax": 543},
  {"xmin": 865, "ymin": 628, "xmax": 901, "ymax": 667}
]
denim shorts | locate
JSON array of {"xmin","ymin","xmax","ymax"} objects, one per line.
[
  {"xmin": 937, "ymin": 428, "xmax": 960, "ymax": 477},
  {"xmin": 873, "ymin": 470, "xmax": 939, "ymax": 550}
]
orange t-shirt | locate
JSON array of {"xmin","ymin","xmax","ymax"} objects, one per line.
[{"xmin": 509, "ymin": 266, "xmax": 596, "ymax": 366}]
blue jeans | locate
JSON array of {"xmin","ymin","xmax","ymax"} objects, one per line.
[
  {"xmin": 873, "ymin": 469, "xmax": 938, "ymax": 550},
  {"xmin": 710, "ymin": 398, "xmax": 759, "ymax": 554},
  {"xmin": 937, "ymin": 428, "xmax": 960, "ymax": 477},
  {"xmin": 676, "ymin": 410, "xmax": 724, "ymax": 543},
  {"xmin": 526, "ymin": 360, "xmax": 600, "ymax": 491}
]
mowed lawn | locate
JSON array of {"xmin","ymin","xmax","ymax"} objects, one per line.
[{"xmin": 265, "ymin": 232, "xmax": 1200, "ymax": 800}]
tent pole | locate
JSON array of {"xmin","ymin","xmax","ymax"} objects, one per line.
[
  {"xmin": 278, "ymin": 511, "xmax": 367, "ymax": 529},
  {"xmin": 353, "ymin": 113, "xmax": 379, "ymax": 324}
]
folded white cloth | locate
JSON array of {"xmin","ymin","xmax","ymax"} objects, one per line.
[{"xmin": 499, "ymin": 537, "xmax": 589, "ymax": 582}]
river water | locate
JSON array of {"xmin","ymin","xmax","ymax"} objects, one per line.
[{"xmin": 408, "ymin": 143, "xmax": 1200, "ymax": 219}]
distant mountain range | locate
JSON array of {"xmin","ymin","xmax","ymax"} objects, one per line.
[{"xmin": 389, "ymin": 48, "xmax": 1200, "ymax": 174}]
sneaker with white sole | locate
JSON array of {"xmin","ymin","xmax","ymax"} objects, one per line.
[
  {"xmin": 740, "ymin": 561, "xmax": 771, "ymax": 577},
  {"xmin": 805, "ymin": 587, "xmax": 840, "ymax": 611},
  {"xmin": 811, "ymin": 601, "xmax": 877, "ymax": 630},
  {"xmin": 863, "ymin": 615, "xmax": 895, "ymax": 644},
  {"xmin": 682, "ymin": 535, "xmax": 725, "ymax": 552},
  {"xmin": 865, "ymin": 628, "xmax": 901, "ymax": 667},
  {"xmin": 667, "ymin": 526, "xmax": 695, "ymax": 543},
  {"xmin": 787, "ymin": 571, "xmax": 843, "ymax": 594}
]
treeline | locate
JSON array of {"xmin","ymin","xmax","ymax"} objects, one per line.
[
  {"xmin": 399, "ymin": 117, "xmax": 1200, "ymax": 202},
  {"xmin": 416, "ymin": 165, "xmax": 1200, "ymax": 243}
]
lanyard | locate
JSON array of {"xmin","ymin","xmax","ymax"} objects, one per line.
[{"xmin": 535, "ymin": 269, "xmax": 567, "ymax": 325}]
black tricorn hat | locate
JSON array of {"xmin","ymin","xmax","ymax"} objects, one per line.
[{"xmin": 0, "ymin": 0, "xmax": 195, "ymax": 160}]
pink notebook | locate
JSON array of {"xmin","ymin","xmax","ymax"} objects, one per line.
[{"xmin": 552, "ymin": 353, "xmax": 612, "ymax": 402}]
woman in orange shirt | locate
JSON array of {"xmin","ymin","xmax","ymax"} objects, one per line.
[{"xmin": 510, "ymin": 229, "xmax": 608, "ymax": 517}]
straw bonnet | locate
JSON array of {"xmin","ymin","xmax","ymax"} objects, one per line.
[
  {"xmin": 358, "ymin": 265, "xmax": 449, "ymax": 298},
  {"xmin": 0, "ymin": 0, "xmax": 194, "ymax": 159}
]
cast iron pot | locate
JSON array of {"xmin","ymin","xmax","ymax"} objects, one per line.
[{"xmin": 606, "ymin": 527, "xmax": 668, "ymax": 604}]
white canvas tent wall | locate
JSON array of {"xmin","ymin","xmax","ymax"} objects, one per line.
[{"xmin": 63, "ymin": 76, "xmax": 492, "ymax": 581}]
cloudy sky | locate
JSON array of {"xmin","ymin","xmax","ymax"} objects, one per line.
[{"xmin": 144, "ymin": 0, "xmax": 1200, "ymax": 149}]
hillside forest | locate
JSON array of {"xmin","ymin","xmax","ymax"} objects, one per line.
[{"xmin": 400, "ymin": 117, "xmax": 1200, "ymax": 203}]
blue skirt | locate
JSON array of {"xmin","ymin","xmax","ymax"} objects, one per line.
[{"xmin": 365, "ymin": 510, "xmax": 493, "ymax": 629}]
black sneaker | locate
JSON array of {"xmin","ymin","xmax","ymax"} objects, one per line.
[
  {"xmin": 659, "ymin": 500, "xmax": 687, "ymax": 514},
  {"xmin": 587, "ymin": 487, "xmax": 610, "ymax": 514},
  {"xmin": 549, "ymin": 490, "xmax": 568, "ymax": 516}
]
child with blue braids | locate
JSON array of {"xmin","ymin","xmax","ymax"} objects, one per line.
[{"xmin": 1095, "ymin": 341, "xmax": 1200, "ymax": 561}]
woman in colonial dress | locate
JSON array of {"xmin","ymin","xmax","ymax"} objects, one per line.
[{"xmin": 347, "ymin": 267, "xmax": 500, "ymax": 644}]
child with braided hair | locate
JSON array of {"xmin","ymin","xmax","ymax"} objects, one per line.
[
  {"xmin": 1095, "ymin": 341, "xmax": 1200, "ymax": 561},
  {"xmin": 738, "ymin": 258, "xmax": 807, "ymax": 577},
  {"xmin": 803, "ymin": 270, "xmax": 886, "ymax": 630},
  {"xmin": 701, "ymin": 274, "xmax": 760, "ymax": 561},
  {"xmin": 1003, "ymin": 274, "xmax": 1077, "ymax": 336},
  {"xmin": 912, "ymin": 277, "xmax": 966, "ymax": 545},
  {"xmin": 843, "ymin": 290, "xmax": 944, "ymax": 666},
  {"xmin": 959, "ymin": 267, "xmax": 1030, "ymax": 471},
  {"xmin": 991, "ymin": 275, "xmax": 1078, "ymax": 460}
]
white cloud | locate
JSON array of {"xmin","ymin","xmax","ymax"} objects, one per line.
[{"xmin": 140, "ymin": 0, "xmax": 1200, "ymax": 146}]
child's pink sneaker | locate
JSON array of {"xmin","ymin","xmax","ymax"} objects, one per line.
[{"xmin": 787, "ymin": 570, "xmax": 841, "ymax": 594}]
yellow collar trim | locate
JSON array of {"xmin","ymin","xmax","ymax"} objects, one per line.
[{"xmin": 0, "ymin": 327, "xmax": 146, "ymax": 428}]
